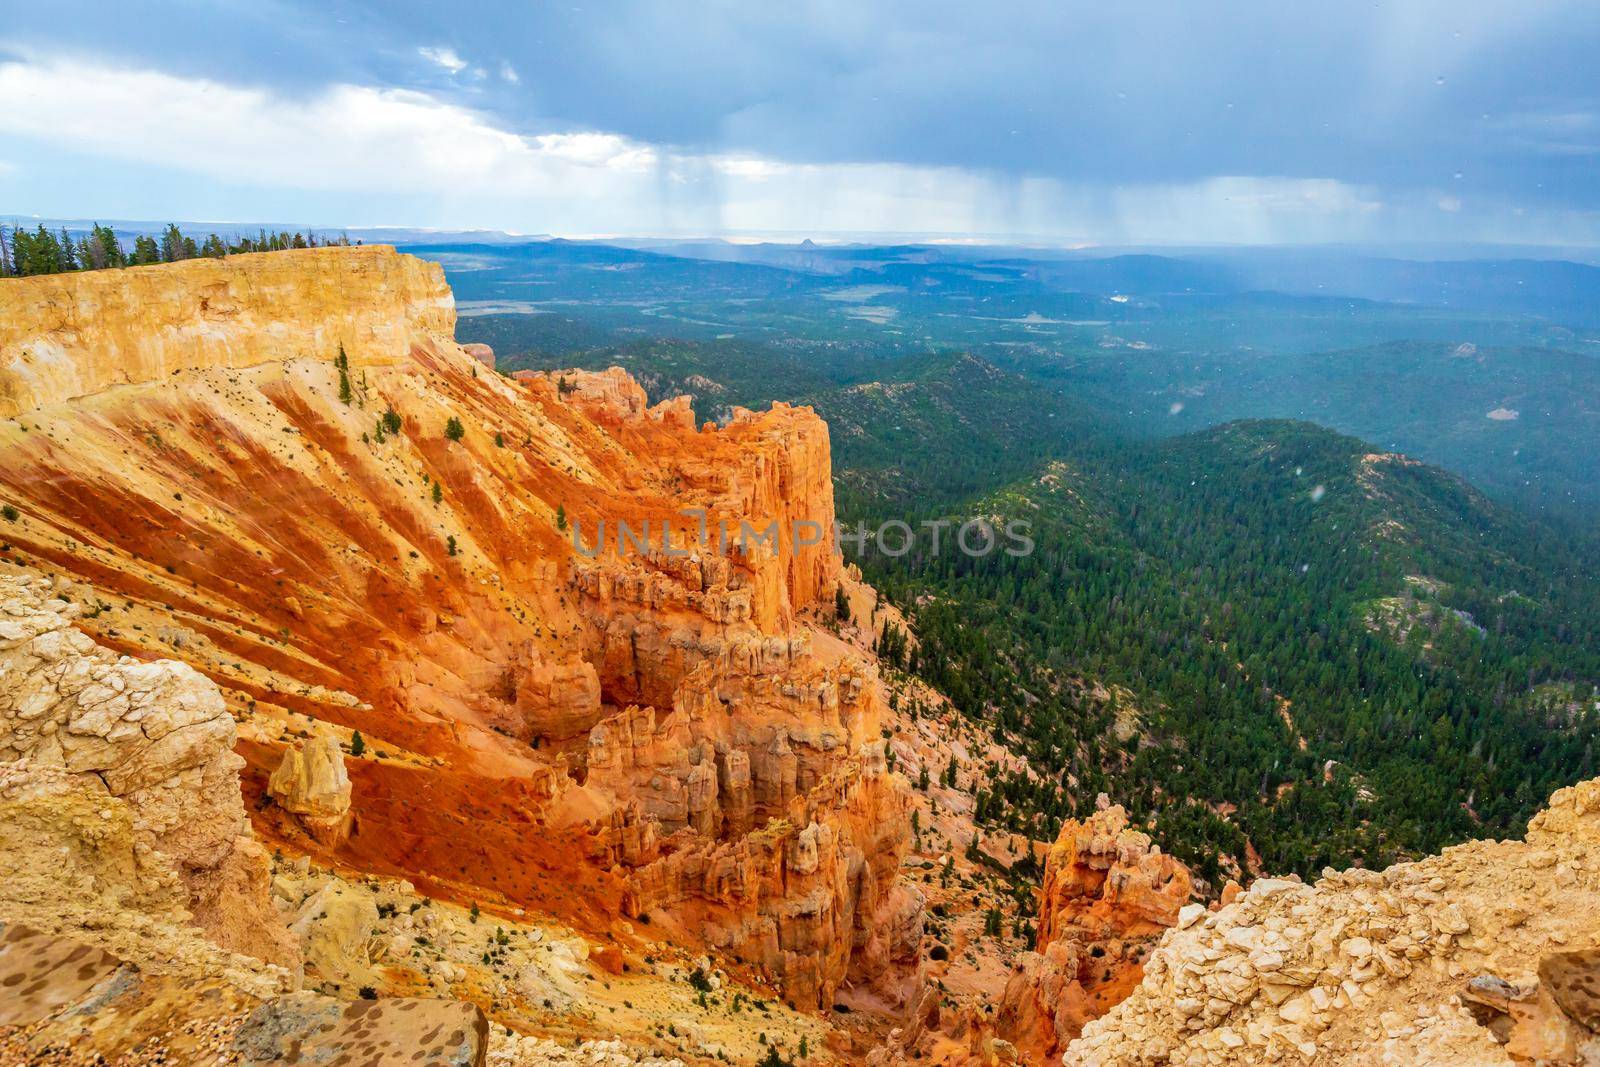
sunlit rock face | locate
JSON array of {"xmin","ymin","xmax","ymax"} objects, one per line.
[
  {"xmin": 268, "ymin": 729, "xmax": 353, "ymax": 845},
  {"xmin": 0, "ymin": 245, "xmax": 912, "ymax": 1007},
  {"xmin": 0, "ymin": 245, "xmax": 453, "ymax": 416},
  {"xmin": 998, "ymin": 803, "xmax": 1192, "ymax": 1062}
]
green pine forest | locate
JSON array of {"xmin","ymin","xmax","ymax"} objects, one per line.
[
  {"xmin": 471, "ymin": 322, "xmax": 1600, "ymax": 886},
  {"xmin": 865, "ymin": 419, "xmax": 1600, "ymax": 883},
  {"xmin": 0, "ymin": 222, "xmax": 353, "ymax": 278}
]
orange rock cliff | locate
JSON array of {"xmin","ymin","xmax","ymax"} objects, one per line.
[
  {"xmin": 0, "ymin": 246, "xmax": 919, "ymax": 1011},
  {"xmin": 997, "ymin": 803, "xmax": 1192, "ymax": 1063}
]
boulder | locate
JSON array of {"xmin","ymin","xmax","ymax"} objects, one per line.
[
  {"xmin": 269, "ymin": 730, "xmax": 353, "ymax": 845},
  {"xmin": 0, "ymin": 576, "xmax": 297, "ymax": 972}
]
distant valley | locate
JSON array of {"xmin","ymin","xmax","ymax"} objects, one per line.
[{"xmin": 434, "ymin": 238, "xmax": 1600, "ymax": 517}]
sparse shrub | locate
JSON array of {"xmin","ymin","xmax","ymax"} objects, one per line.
[
  {"xmin": 1, "ymin": 505, "xmax": 16, "ymax": 522},
  {"xmin": 757, "ymin": 1047, "xmax": 795, "ymax": 1067}
]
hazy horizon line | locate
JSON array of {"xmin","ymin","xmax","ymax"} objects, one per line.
[{"xmin": 7, "ymin": 214, "xmax": 1600, "ymax": 261}]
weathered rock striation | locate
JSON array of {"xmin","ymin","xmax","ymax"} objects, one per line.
[
  {"xmin": 997, "ymin": 803, "xmax": 1191, "ymax": 1063},
  {"xmin": 0, "ymin": 245, "xmax": 913, "ymax": 1009},
  {"xmin": 1070, "ymin": 778, "xmax": 1600, "ymax": 1066}
]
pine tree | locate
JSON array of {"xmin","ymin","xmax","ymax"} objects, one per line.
[
  {"xmin": 160, "ymin": 223, "xmax": 188, "ymax": 263},
  {"xmin": 14, "ymin": 225, "xmax": 65, "ymax": 275},
  {"xmin": 350, "ymin": 731, "xmax": 365, "ymax": 757},
  {"xmin": 86, "ymin": 224, "xmax": 124, "ymax": 269},
  {"xmin": 131, "ymin": 235, "xmax": 160, "ymax": 265},
  {"xmin": 336, "ymin": 345, "xmax": 353, "ymax": 405}
]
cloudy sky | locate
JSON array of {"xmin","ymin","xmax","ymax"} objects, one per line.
[{"xmin": 3, "ymin": 1, "xmax": 1599, "ymax": 245}]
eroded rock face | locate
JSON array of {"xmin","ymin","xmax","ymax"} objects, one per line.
[
  {"xmin": 573, "ymin": 575, "xmax": 911, "ymax": 1007},
  {"xmin": 268, "ymin": 729, "xmax": 353, "ymax": 845},
  {"xmin": 997, "ymin": 803, "xmax": 1192, "ymax": 1062},
  {"xmin": 0, "ymin": 245, "xmax": 452, "ymax": 415},
  {"xmin": 1070, "ymin": 778, "xmax": 1600, "ymax": 1066},
  {"xmin": 0, "ymin": 575, "xmax": 297, "ymax": 973},
  {"xmin": 0, "ymin": 247, "xmax": 912, "ymax": 1009}
]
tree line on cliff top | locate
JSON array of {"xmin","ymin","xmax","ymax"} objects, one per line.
[{"xmin": 0, "ymin": 222, "xmax": 355, "ymax": 278}]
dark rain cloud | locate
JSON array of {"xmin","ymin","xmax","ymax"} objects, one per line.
[{"xmin": 4, "ymin": 0, "xmax": 1599, "ymax": 235}]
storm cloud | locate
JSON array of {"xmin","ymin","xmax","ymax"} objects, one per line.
[{"xmin": 3, "ymin": 0, "xmax": 1597, "ymax": 243}]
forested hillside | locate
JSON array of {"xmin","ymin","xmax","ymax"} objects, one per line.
[
  {"xmin": 874, "ymin": 419, "xmax": 1600, "ymax": 881},
  {"xmin": 462, "ymin": 282, "xmax": 1600, "ymax": 886}
]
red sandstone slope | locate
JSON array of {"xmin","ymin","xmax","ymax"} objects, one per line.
[{"xmin": 0, "ymin": 246, "xmax": 914, "ymax": 1010}]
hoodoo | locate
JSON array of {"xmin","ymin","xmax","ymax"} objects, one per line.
[
  {"xmin": 998, "ymin": 803, "xmax": 1192, "ymax": 1062},
  {"xmin": 0, "ymin": 245, "xmax": 916, "ymax": 1016}
]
